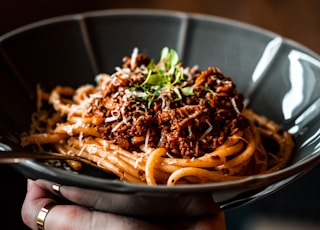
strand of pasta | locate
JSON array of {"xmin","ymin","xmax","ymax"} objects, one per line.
[
  {"xmin": 259, "ymin": 130, "xmax": 294, "ymax": 174},
  {"xmin": 54, "ymin": 124, "xmax": 101, "ymax": 137},
  {"xmin": 49, "ymin": 86, "xmax": 75, "ymax": 114},
  {"xmin": 55, "ymin": 142, "xmax": 144, "ymax": 184},
  {"xmin": 21, "ymin": 133, "xmax": 69, "ymax": 146},
  {"xmin": 145, "ymin": 148, "xmax": 167, "ymax": 185},
  {"xmin": 155, "ymin": 132, "xmax": 245, "ymax": 168},
  {"xmin": 167, "ymin": 167, "xmax": 243, "ymax": 185},
  {"xmin": 78, "ymin": 138, "xmax": 173, "ymax": 184},
  {"xmin": 71, "ymin": 138, "xmax": 144, "ymax": 181},
  {"xmin": 112, "ymin": 150, "xmax": 171, "ymax": 183}
]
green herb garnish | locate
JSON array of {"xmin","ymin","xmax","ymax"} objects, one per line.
[{"xmin": 132, "ymin": 47, "xmax": 194, "ymax": 108}]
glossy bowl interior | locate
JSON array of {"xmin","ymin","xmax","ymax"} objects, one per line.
[{"xmin": 1, "ymin": 9, "xmax": 320, "ymax": 217}]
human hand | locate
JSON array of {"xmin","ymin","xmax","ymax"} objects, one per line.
[{"xmin": 21, "ymin": 179, "xmax": 226, "ymax": 230}]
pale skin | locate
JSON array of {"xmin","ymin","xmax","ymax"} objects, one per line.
[{"xmin": 21, "ymin": 179, "xmax": 226, "ymax": 230}]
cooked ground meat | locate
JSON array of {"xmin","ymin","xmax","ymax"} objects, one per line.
[{"xmin": 89, "ymin": 51, "xmax": 248, "ymax": 158}]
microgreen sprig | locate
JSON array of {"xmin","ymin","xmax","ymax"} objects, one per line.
[{"xmin": 131, "ymin": 47, "xmax": 194, "ymax": 108}]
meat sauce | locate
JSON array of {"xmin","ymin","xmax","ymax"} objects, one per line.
[{"xmin": 89, "ymin": 48, "xmax": 248, "ymax": 158}]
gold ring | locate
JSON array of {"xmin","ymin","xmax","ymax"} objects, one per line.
[{"xmin": 37, "ymin": 202, "xmax": 56, "ymax": 230}]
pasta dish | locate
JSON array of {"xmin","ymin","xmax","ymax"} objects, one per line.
[{"xmin": 21, "ymin": 47, "xmax": 295, "ymax": 185}]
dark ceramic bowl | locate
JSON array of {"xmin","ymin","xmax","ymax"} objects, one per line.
[{"xmin": 1, "ymin": 9, "xmax": 320, "ymax": 217}]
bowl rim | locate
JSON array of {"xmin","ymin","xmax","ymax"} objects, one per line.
[{"xmin": 15, "ymin": 149, "xmax": 320, "ymax": 194}]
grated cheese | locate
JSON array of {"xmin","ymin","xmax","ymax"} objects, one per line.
[
  {"xmin": 231, "ymin": 97, "xmax": 241, "ymax": 114},
  {"xmin": 130, "ymin": 47, "xmax": 139, "ymax": 68}
]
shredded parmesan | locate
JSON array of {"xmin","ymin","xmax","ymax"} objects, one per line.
[
  {"xmin": 105, "ymin": 107, "xmax": 120, "ymax": 123},
  {"xmin": 231, "ymin": 97, "xmax": 241, "ymax": 114},
  {"xmin": 199, "ymin": 120, "xmax": 213, "ymax": 140},
  {"xmin": 144, "ymin": 128, "xmax": 150, "ymax": 151},
  {"xmin": 111, "ymin": 120, "xmax": 124, "ymax": 132},
  {"xmin": 130, "ymin": 47, "xmax": 139, "ymax": 68},
  {"xmin": 77, "ymin": 144, "xmax": 87, "ymax": 157},
  {"xmin": 87, "ymin": 144, "xmax": 99, "ymax": 155}
]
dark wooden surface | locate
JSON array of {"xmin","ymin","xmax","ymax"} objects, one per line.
[{"xmin": 1, "ymin": 1, "xmax": 320, "ymax": 229}]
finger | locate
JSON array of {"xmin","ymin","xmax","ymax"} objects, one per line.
[
  {"xmin": 32, "ymin": 179, "xmax": 60, "ymax": 194},
  {"xmin": 33, "ymin": 179, "xmax": 67, "ymax": 202},
  {"xmin": 21, "ymin": 179, "xmax": 56, "ymax": 230}
]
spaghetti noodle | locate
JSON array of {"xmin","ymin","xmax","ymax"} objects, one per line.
[{"xmin": 21, "ymin": 47, "xmax": 295, "ymax": 185}]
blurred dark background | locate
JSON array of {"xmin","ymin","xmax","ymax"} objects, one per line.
[{"xmin": 1, "ymin": 1, "xmax": 320, "ymax": 229}]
